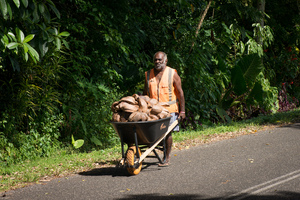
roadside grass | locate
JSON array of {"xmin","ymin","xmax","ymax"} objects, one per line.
[
  {"xmin": 1, "ymin": 109, "xmax": 300, "ymax": 193},
  {"xmin": 173, "ymin": 109, "xmax": 300, "ymax": 144}
]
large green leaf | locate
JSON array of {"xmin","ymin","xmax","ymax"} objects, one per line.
[
  {"xmin": 74, "ymin": 139, "xmax": 84, "ymax": 149},
  {"xmin": 237, "ymin": 53, "xmax": 263, "ymax": 88},
  {"xmin": 71, "ymin": 135, "xmax": 84, "ymax": 149},
  {"xmin": 219, "ymin": 88, "xmax": 234, "ymax": 110},
  {"xmin": 247, "ymin": 81, "xmax": 263, "ymax": 103},
  {"xmin": 231, "ymin": 65, "xmax": 247, "ymax": 95}
]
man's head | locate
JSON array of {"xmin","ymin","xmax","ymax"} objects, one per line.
[{"xmin": 153, "ymin": 51, "xmax": 168, "ymax": 71}]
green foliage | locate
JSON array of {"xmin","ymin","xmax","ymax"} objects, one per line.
[
  {"xmin": 60, "ymin": 78, "xmax": 122, "ymax": 150},
  {"xmin": 217, "ymin": 54, "xmax": 271, "ymax": 121},
  {"xmin": 0, "ymin": 0, "xmax": 69, "ymax": 167},
  {"xmin": 71, "ymin": 135, "xmax": 84, "ymax": 149},
  {"xmin": 0, "ymin": 112, "xmax": 63, "ymax": 167},
  {"xmin": 233, "ymin": 54, "xmax": 264, "ymax": 94},
  {"xmin": 255, "ymin": 72, "xmax": 279, "ymax": 113},
  {"xmin": 263, "ymin": 0, "xmax": 300, "ymax": 98}
]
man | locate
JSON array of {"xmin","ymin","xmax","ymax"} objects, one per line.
[{"xmin": 143, "ymin": 51, "xmax": 186, "ymax": 167}]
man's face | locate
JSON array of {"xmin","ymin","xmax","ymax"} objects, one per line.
[{"xmin": 153, "ymin": 53, "xmax": 166, "ymax": 71}]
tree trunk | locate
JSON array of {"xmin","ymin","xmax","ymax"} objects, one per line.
[
  {"xmin": 257, "ymin": 0, "xmax": 265, "ymax": 64},
  {"xmin": 257, "ymin": 0, "xmax": 265, "ymax": 46},
  {"xmin": 189, "ymin": 0, "xmax": 212, "ymax": 54}
]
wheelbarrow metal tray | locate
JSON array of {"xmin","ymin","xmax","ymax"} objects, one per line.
[{"xmin": 111, "ymin": 116, "xmax": 171, "ymax": 145}]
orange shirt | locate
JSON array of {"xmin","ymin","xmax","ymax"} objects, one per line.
[{"xmin": 145, "ymin": 66, "xmax": 179, "ymax": 113}]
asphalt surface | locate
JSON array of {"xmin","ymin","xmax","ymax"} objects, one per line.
[{"xmin": 2, "ymin": 123, "xmax": 300, "ymax": 200}]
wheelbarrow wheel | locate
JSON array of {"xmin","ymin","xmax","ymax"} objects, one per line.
[{"xmin": 126, "ymin": 146, "xmax": 142, "ymax": 175}]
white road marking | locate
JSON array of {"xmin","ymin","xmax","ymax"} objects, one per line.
[{"xmin": 223, "ymin": 169, "xmax": 300, "ymax": 200}]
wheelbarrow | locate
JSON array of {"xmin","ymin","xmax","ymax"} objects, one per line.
[{"xmin": 110, "ymin": 116, "xmax": 178, "ymax": 175}]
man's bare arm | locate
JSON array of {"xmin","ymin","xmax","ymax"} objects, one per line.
[{"xmin": 173, "ymin": 72, "xmax": 186, "ymax": 119}]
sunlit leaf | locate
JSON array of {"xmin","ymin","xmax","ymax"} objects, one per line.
[
  {"xmin": 58, "ymin": 31, "xmax": 70, "ymax": 37},
  {"xmin": 74, "ymin": 139, "xmax": 84, "ymax": 149},
  {"xmin": 55, "ymin": 37, "xmax": 61, "ymax": 50},
  {"xmin": 12, "ymin": 0, "xmax": 20, "ymax": 8},
  {"xmin": 8, "ymin": 32, "xmax": 16, "ymax": 41},
  {"xmin": 24, "ymin": 52, "xmax": 28, "ymax": 61},
  {"xmin": 23, "ymin": 42, "xmax": 28, "ymax": 53},
  {"xmin": 71, "ymin": 135, "xmax": 75, "ymax": 145},
  {"xmin": 1, "ymin": 34, "xmax": 9, "ymax": 44},
  {"xmin": 15, "ymin": 28, "xmax": 25, "ymax": 43},
  {"xmin": 24, "ymin": 43, "xmax": 40, "ymax": 62},
  {"xmin": 23, "ymin": 34, "xmax": 35, "ymax": 43},
  {"xmin": 7, "ymin": 42, "xmax": 19, "ymax": 49}
]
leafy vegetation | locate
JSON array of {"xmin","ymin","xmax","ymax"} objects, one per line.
[{"xmin": 0, "ymin": 0, "xmax": 300, "ymax": 172}]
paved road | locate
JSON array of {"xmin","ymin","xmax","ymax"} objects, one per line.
[{"xmin": 2, "ymin": 123, "xmax": 300, "ymax": 200}]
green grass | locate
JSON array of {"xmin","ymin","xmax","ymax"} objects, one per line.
[
  {"xmin": 174, "ymin": 109, "xmax": 300, "ymax": 143},
  {"xmin": 1, "ymin": 109, "xmax": 300, "ymax": 193}
]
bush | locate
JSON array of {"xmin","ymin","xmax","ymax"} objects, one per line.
[{"xmin": 0, "ymin": 112, "xmax": 63, "ymax": 167}]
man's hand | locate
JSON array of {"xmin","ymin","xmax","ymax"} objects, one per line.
[{"xmin": 178, "ymin": 112, "xmax": 186, "ymax": 120}]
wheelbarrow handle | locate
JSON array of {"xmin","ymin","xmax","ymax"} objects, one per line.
[{"xmin": 138, "ymin": 119, "xmax": 179, "ymax": 163}]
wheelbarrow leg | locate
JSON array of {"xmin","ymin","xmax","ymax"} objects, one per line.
[
  {"xmin": 133, "ymin": 126, "xmax": 140, "ymax": 158},
  {"xmin": 152, "ymin": 149, "xmax": 166, "ymax": 164},
  {"xmin": 120, "ymin": 135, "xmax": 125, "ymax": 159},
  {"xmin": 152, "ymin": 139, "xmax": 166, "ymax": 164}
]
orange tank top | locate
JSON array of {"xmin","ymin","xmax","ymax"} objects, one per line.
[{"xmin": 145, "ymin": 66, "xmax": 179, "ymax": 113}]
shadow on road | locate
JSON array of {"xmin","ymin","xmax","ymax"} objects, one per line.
[
  {"xmin": 78, "ymin": 166, "xmax": 129, "ymax": 177},
  {"xmin": 279, "ymin": 122, "xmax": 300, "ymax": 130},
  {"xmin": 78, "ymin": 160, "xmax": 161, "ymax": 177},
  {"xmin": 116, "ymin": 191, "xmax": 300, "ymax": 200}
]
